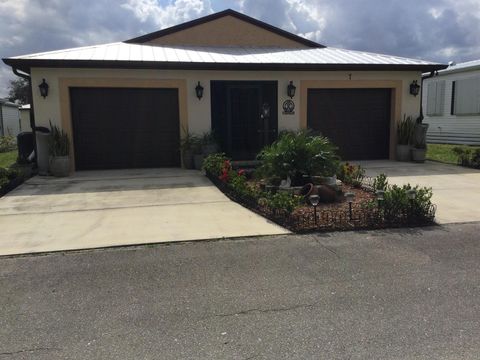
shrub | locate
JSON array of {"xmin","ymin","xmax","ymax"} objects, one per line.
[
  {"xmin": 452, "ymin": 147, "xmax": 480, "ymax": 168},
  {"xmin": 265, "ymin": 191, "xmax": 301, "ymax": 214},
  {"xmin": 202, "ymin": 153, "xmax": 229, "ymax": 177},
  {"xmin": 337, "ymin": 162, "xmax": 365, "ymax": 188},
  {"xmin": 378, "ymin": 184, "xmax": 434, "ymax": 223},
  {"xmin": 0, "ymin": 136, "xmax": 17, "ymax": 152},
  {"xmin": 256, "ymin": 130, "xmax": 339, "ymax": 186},
  {"xmin": 373, "ymin": 173, "xmax": 388, "ymax": 191}
]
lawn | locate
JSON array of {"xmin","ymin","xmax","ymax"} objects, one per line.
[
  {"xmin": 0, "ymin": 151, "xmax": 17, "ymax": 168},
  {"xmin": 427, "ymin": 144, "xmax": 480, "ymax": 165}
]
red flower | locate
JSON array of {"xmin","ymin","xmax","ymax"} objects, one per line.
[{"xmin": 238, "ymin": 169, "xmax": 245, "ymax": 176}]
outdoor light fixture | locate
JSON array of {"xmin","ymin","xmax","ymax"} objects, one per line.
[
  {"xmin": 195, "ymin": 81, "xmax": 204, "ymax": 100},
  {"xmin": 309, "ymin": 194, "xmax": 320, "ymax": 225},
  {"xmin": 287, "ymin": 81, "xmax": 296, "ymax": 99},
  {"xmin": 375, "ymin": 190, "xmax": 385, "ymax": 208},
  {"xmin": 345, "ymin": 192, "xmax": 355, "ymax": 220},
  {"xmin": 38, "ymin": 79, "xmax": 49, "ymax": 99},
  {"xmin": 409, "ymin": 80, "xmax": 420, "ymax": 97}
]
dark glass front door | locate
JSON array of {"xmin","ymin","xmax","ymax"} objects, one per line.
[{"xmin": 211, "ymin": 81, "xmax": 277, "ymax": 160}]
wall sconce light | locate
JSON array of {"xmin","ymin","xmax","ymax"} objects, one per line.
[
  {"xmin": 409, "ymin": 80, "xmax": 420, "ymax": 97},
  {"xmin": 39, "ymin": 79, "xmax": 49, "ymax": 98},
  {"xmin": 195, "ymin": 81, "xmax": 204, "ymax": 100},
  {"xmin": 287, "ymin": 81, "xmax": 296, "ymax": 99}
]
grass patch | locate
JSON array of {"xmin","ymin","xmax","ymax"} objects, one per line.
[
  {"xmin": 0, "ymin": 151, "xmax": 18, "ymax": 168},
  {"xmin": 427, "ymin": 144, "xmax": 480, "ymax": 165}
]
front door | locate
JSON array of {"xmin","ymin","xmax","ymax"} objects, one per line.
[{"xmin": 211, "ymin": 81, "xmax": 277, "ymax": 160}]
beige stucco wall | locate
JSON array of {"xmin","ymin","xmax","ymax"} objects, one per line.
[
  {"xmin": 30, "ymin": 67, "xmax": 422, "ymax": 162},
  {"xmin": 144, "ymin": 15, "xmax": 307, "ymax": 48}
]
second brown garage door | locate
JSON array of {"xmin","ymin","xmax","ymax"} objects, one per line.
[
  {"xmin": 307, "ymin": 88, "xmax": 391, "ymax": 160},
  {"xmin": 71, "ymin": 87, "xmax": 180, "ymax": 170}
]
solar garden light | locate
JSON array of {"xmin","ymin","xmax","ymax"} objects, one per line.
[
  {"xmin": 407, "ymin": 189, "xmax": 417, "ymax": 219},
  {"xmin": 375, "ymin": 190, "xmax": 385, "ymax": 207},
  {"xmin": 308, "ymin": 194, "xmax": 320, "ymax": 225},
  {"xmin": 345, "ymin": 192, "xmax": 355, "ymax": 220}
]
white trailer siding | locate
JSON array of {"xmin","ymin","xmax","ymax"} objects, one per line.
[
  {"xmin": 0, "ymin": 103, "xmax": 21, "ymax": 137},
  {"xmin": 423, "ymin": 67, "xmax": 480, "ymax": 145}
]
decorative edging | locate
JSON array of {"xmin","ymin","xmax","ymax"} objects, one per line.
[{"xmin": 206, "ymin": 172, "xmax": 436, "ymax": 233}]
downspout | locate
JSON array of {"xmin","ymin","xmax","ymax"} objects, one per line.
[
  {"xmin": 419, "ymin": 71, "xmax": 437, "ymax": 121},
  {"xmin": 12, "ymin": 67, "xmax": 38, "ymax": 166}
]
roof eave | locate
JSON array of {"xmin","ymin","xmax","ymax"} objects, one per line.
[{"xmin": 2, "ymin": 58, "xmax": 448, "ymax": 72}]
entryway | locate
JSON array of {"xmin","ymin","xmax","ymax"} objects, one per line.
[{"xmin": 211, "ymin": 81, "xmax": 278, "ymax": 160}]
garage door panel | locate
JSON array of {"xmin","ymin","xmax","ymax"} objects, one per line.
[
  {"xmin": 307, "ymin": 88, "xmax": 391, "ymax": 160},
  {"xmin": 70, "ymin": 87, "xmax": 180, "ymax": 170}
]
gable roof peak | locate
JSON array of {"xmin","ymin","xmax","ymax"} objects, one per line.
[{"xmin": 125, "ymin": 8, "xmax": 324, "ymax": 48}]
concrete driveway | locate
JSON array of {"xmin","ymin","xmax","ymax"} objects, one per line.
[
  {"xmin": 0, "ymin": 169, "xmax": 288, "ymax": 256},
  {"xmin": 360, "ymin": 160, "xmax": 480, "ymax": 224}
]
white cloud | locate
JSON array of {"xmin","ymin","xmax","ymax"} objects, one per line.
[{"xmin": 122, "ymin": 0, "xmax": 213, "ymax": 28}]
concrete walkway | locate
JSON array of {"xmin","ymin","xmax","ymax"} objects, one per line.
[
  {"xmin": 360, "ymin": 160, "xmax": 480, "ymax": 224},
  {"xmin": 0, "ymin": 169, "xmax": 288, "ymax": 256}
]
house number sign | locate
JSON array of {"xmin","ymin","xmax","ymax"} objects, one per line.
[{"xmin": 282, "ymin": 99, "xmax": 295, "ymax": 115}]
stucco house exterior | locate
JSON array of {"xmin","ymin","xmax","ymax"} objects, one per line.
[
  {"xmin": 423, "ymin": 60, "xmax": 480, "ymax": 145},
  {"xmin": 0, "ymin": 98, "xmax": 20, "ymax": 137},
  {"xmin": 2, "ymin": 9, "xmax": 446, "ymax": 171}
]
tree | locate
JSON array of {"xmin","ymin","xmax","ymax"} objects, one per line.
[{"xmin": 7, "ymin": 77, "xmax": 29, "ymax": 104}]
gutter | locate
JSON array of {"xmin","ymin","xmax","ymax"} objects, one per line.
[{"xmin": 12, "ymin": 67, "xmax": 38, "ymax": 166}]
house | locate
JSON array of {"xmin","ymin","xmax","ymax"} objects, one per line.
[
  {"xmin": 19, "ymin": 104, "xmax": 31, "ymax": 132},
  {"xmin": 423, "ymin": 60, "xmax": 480, "ymax": 145},
  {"xmin": 2, "ymin": 9, "xmax": 446, "ymax": 171},
  {"xmin": 0, "ymin": 98, "xmax": 20, "ymax": 137}
]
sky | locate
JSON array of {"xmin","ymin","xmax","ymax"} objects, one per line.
[{"xmin": 1, "ymin": 0, "xmax": 480, "ymax": 98}]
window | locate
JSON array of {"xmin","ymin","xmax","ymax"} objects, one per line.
[
  {"xmin": 452, "ymin": 76, "xmax": 480, "ymax": 115},
  {"xmin": 426, "ymin": 80, "xmax": 445, "ymax": 116}
]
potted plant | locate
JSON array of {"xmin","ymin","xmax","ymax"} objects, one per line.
[
  {"xmin": 180, "ymin": 128, "xmax": 199, "ymax": 169},
  {"xmin": 396, "ymin": 115, "xmax": 415, "ymax": 161},
  {"xmin": 411, "ymin": 122, "xmax": 429, "ymax": 162},
  {"xmin": 48, "ymin": 122, "xmax": 70, "ymax": 177}
]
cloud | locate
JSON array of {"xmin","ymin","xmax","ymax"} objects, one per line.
[{"xmin": 1, "ymin": 0, "xmax": 480, "ymax": 97}]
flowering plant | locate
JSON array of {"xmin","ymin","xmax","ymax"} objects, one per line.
[{"xmin": 337, "ymin": 162, "xmax": 365, "ymax": 188}]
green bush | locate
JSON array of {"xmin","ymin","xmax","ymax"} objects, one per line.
[
  {"xmin": 337, "ymin": 162, "xmax": 365, "ymax": 188},
  {"xmin": 452, "ymin": 147, "xmax": 480, "ymax": 168},
  {"xmin": 373, "ymin": 173, "xmax": 388, "ymax": 191},
  {"xmin": 265, "ymin": 191, "xmax": 301, "ymax": 214},
  {"xmin": 256, "ymin": 130, "xmax": 339, "ymax": 186},
  {"xmin": 202, "ymin": 153, "xmax": 229, "ymax": 177},
  {"xmin": 0, "ymin": 136, "xmax": 17, "ymax": 153},
  {"xmin": 378, "ymin": 184, "xmax": 434, "ymax": 223}
]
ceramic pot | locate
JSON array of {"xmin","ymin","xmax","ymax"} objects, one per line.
[
  {"xmin": 396, "ymin": 144, "xmax": 411, "ymax": 162},
  {"xmin": 411, "ymin": 148, "xmax": 427, "ymax": 163},
  {"xmin": 49, "ymin": 156, "xmax": 69, "ymax": 177}
]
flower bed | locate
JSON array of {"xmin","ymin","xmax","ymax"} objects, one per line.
[{"xmin": 204, "ymin": 156, "xmax": 436, "ymax": 233}]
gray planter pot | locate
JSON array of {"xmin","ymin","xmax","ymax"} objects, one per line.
[
  {"xmin": 49, "ymin": 156, "xmax": 70, "ymax": 177},
  {"xmin": 182, "ymin": 150, "xmax": 194, "ymax": 169},
  {"xmin": 203, "ymin": 143, "xmax": 218, "ymax": 156},
  {"xmin": 411, "ymin": 148, "xmax": 427, "ymax": 163},
  {"xmin": 396, "ymin": 144, "xmax": 411, "ymax": 162},
  {"xmin": 193, "ymin": 154, "xmax": 204, "ymax": 170}
]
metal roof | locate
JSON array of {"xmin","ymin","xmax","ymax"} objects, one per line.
[{"xmin": 3, "ymin": 42, "xmax": 445, "ymax": 72}]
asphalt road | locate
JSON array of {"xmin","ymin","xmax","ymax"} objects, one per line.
[{"xmin": 1, "ymin": 223, "xmax": 480, "ymax": 359}]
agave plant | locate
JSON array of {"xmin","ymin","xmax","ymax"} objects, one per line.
[
  {"xmin": 49, "ymin": 121, "xmax": 69, "ymax": 157},
  {"xmin": 397, "ymin": 115, "xmax": 415, "ymax": 145}
]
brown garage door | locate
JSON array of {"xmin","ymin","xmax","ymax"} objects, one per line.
[
  {"xmin": 70, "ymin": 87, "xmax": 180, "ymax": 170},
  {"xmin": 307, "ymin": 88, "xmax": 391, "ymax": 160}
]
